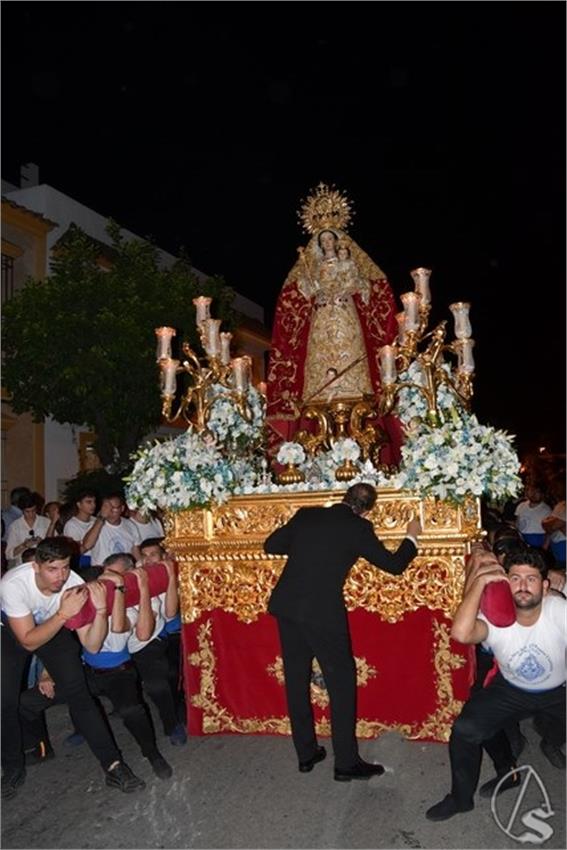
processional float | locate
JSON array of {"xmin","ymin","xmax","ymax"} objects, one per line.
[{"xmin": 121, "ymin": 184, "xmax": 519, "ymax": 740}]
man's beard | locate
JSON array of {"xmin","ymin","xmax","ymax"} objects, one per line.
[{"xmin": 513, "ymin": 590, "xmax": 543, "ymax": 610}]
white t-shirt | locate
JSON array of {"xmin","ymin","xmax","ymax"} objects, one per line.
[
  {"xmin": 88, "ymin": 519, "xmax": 142, "ymax": 566},
  {"xmin": 63, "ymin": 516, "xmax": 96, "ymax": 544},
  {"xmin": 128, "ymin": 593, "xmax": 166, "ymax": 654},
  {"xmin": 515, "ymin": 501, "xmax": 552, "ymax": 535},
  {"xmin": 130, "ymin": 516, "xmax": 164, "ymax": 543},
  {"xmin": 100, "ymin": 605, "xmax": 139, "ymax": 653},
  {"xmin": 480, "ymin": 594, "xmax": 567, "ymax": 691},
  {"xmin": 5, "ymin": 515, "xmax": 51, "ymax": 565},
  {"xmin": 0, "ymin": 561, "xmax": 84, "ymax": 623},
  {"xmin": 549, "ymin": 501, "xmax": 566, "ymax": 544}
]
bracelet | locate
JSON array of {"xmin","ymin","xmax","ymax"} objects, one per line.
[
  {"xmin": 97, "ymin": 515, "xmax": 106, "ymax": 523},
  {"xmin": 115, "ymin": 585, "xmax": 126, "ymax": 594},
  {"xmin": 55, "ymin": 610, "xmax": 68, "ymax": 622},
  {"xmin": 95, "ymin": 608, "xmax": 108, "ymax": 614}
]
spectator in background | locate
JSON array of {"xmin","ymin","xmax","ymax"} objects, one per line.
[
  {"xmin": 128, "ymin": 507, "xmax": 164, "ymax": 541},
  {"xmin": 62, "ymin": 491, "xmax": 98, "ymax": 571},
  {"xmin": 515, "ymin": 483, "xmax": 551, "ymax": 548},
  {"xmin": 2, "ymin": 487, "xmax": 32, "ymax": 542},
  {"xmin": 43, "ymin": 502, "xmax": 63, "ymax": 538},
  {"xmin": 543, "ymin": 476, "xmax": 566, "ymax": 570},
  {"xmin": 81, "ymin": 494, "xmax": 141, "ymax": 566},
  {"xmin": 5, "ymin": 495, "xmax": 52, "ymax": 569}
]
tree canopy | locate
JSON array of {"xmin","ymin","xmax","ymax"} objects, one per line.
[{"xmin": 2, "ymin": 221, "xmax": 237, "ymax": 468}]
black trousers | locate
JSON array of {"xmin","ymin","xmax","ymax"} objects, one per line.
[
  {"xmin": 276, "ymin": 616, "xmax": 359, "ymax": 769},
  {"xmin": 165, "ymin": 631, "xmax": 187, "ymax": 722},
  {"xmin": 471, "ymin": 644, "xmax": 519, "ymax": 769},
  {"xmin": 19, "ymin": 662, "xmax": 160, "ymax": 760},
  {"xmin": 132, "ymin": 638, "xmax": 178, "ymax": 735},
  {"xmin": 1, "ymin": 625, "xmax": 120, "ymax": 773},
  {"xmin": 449, "ymin": 673, "xmax": 566, "ymax": 806}
]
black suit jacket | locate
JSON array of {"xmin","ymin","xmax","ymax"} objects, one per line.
[{"xmin": 265, "ymin": 503, "xmax": 417, "ymax": 627}]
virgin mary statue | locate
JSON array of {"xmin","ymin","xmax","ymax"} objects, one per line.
[{"xmin": 266, "ymin": 184, "xmax": 399, "ymax": 444}]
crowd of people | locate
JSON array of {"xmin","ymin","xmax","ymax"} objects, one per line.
[
  {"xmin": 1, "ymin": 465, "xmax": 565, "ymax": 819},
  {"xmin": 1, "ymin": 486, "xmax": 186, "ymax": 800}
]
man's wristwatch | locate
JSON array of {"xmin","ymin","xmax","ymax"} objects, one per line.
[
  {"xmin": 115, "ymin": 585, "xmax": 126, "ymax": 593},
  {"xmin": 97, "ymin": 515, "xmax": 106, "ymax": 523}
]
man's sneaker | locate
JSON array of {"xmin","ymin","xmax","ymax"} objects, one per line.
[
  {"xmin": 24, "ymin": 740, "xmax": 55, "ymax": 766},
  {"xmin": 147, "ymin": 751, "xmax": 173, "ymax": 780},
  {"xmin": 64, "ymin": 731, "xmax": 85, "ymax": 747},
  {"xmin": 105, "ymin": 761, "xmax": 146, "ymax": 792},
  {"xmin": 1, "ymin": 768, "xmax": 26, "ymax": 800},
  {"xmin": 169, "ymin": 723, "xmax": 187, "ymax": 746}
]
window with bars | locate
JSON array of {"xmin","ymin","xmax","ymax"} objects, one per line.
[{"xmin": 1, "ymin": 254, "xmax": 15, "ymax": 303}]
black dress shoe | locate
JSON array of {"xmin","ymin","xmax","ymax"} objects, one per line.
[
  {"xmin": 298, "ymin": 745, "xmax": 327, "ymax": 773},
  {"xmin": 479, "ymin": 769, "xmax": 521, "ymax": 799},
  {"xmin": 425, "ymin": 794, "xmax": 474, "ymax": 821},
  {"xmin": 334, "ymin": 758, "xmax": 385, "ymax": 782}
]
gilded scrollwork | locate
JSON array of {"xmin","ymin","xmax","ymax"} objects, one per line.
[
  {"xmin": 266, "ymin": 655, "xmax": 377, "ymax": 710},
  {"xmin": 408, "ymin": 619, "xmax": 466, "ymax": 742},
  {"xmin": 172, "ymin": 490, "xmax": 479, "ymax": 624},
  {"xmin": 189, "ymin": 615, "xmax": 466, "ymax": 741}
]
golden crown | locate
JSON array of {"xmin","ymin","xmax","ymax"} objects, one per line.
[{"xmin": 298, "ymin": 182, "xmax": 354, "ymax": 235}]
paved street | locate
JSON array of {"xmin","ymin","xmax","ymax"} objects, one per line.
[{"xmin": 2, "ymin": 702, "xmax": 565, "ymax": 850}]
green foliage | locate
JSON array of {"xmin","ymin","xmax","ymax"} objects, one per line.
[
  {"xmin": 2, "ymin": 221, "xmax": 236, "ymax": 468},
  {"xmin": 62, "ymin": 468, "xmax": 127, "ymax": 506}
]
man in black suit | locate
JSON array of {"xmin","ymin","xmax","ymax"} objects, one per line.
[{"xmin": 265, "ymin": 482, "xmax": 421, "ymax": 782}]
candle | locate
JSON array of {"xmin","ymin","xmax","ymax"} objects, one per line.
[
  {"xmin": 231, "ymin": 357, "xmax": 250, "ymax": 393},
  {"xmin": 410, "ymin": 267, "xmax": 432, "ymax": 306},
  {"xmin": 220, "ymin": 332, "xmax": 232, "ymax": 365},
  {"xmin": 154, "ymin": 326, "xmax": 176, "ymax": 362},
  {"xmin": 379, "ymin": 345, "xmax": 397, "ymax": 385},
  {"xmin": 401, "ymin": 292, "xmax": 420, "ymax": 331},
  {"xmin": 456, "ymin": 338, "xmax": 475, "ymax": 374},
  {"xmin": 193, "ymin": 296, "xmax": 212, "ymax": 326},
  {"xmin": 395, "ymin": 312, "xmax": 406, "ymax": 345},
  {"xmin": 450, "ymin": 302, "xmax": 472, "ymax": 340},
  {"xmin": 204, "ymin": 319, "xmax": 221, "ymax": 357},
  {"xmin": 160, "ymin": 358, "xmax": 179, "ymax": 396}
]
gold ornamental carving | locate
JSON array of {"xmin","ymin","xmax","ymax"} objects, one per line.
[
  {"xmin": 170, "ymin": 489, "xmax": 480, "ymax": 625},
  {"xmin": 189, "ymin": 616, "xmax": 466, "ymax": 741},
  {"xmin": 266, "ymin": 655, "xmax": 377, "ymax": 710}
]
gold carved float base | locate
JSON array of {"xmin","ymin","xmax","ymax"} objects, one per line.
[{"xmin": 165, "ymin": 489, "xmax": 482, "ymax": 625}]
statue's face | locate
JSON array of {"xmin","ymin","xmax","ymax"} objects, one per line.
[
  {"xmin": 338, "ymin": 247, "xmax": 349, "ymax": 260},
  {"xmin": 319, "ymin": 231, "xmax": 336, "ymax": 253}
]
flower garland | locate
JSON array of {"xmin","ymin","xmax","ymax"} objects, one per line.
[
  {"xmin": 125, "ymin": 430, "xmax": 235, "ymax": 512},
  {"xmin": 207, "ymin": 384, "xmax": 264, "ymax": 452},
  {"xmin": 394, "ymin": 414, "xmax": 522, "ymax": 504}
]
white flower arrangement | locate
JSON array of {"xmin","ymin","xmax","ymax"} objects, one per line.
[
  {"xmin": 277, "ymin": 441, "xmax": 306, "ymax": 466},
  {"xmin": 394, "ymin": 413, "xmax": 522, "ymax": 504},
  {"xmin": 125, "ymin": 429, "xmax": 235, "ymax": 512},
  {"xmin": 330, "ymin": 438, "xmax": 361, "ymax": 464},
  {"xmin": 207, "ymin": 383, "xmax": 264, "ymax": 452}
]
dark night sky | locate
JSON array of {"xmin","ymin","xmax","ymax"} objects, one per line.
[{"xmin": 2, "ymin": 3, "xmax": 565, "ymax": 458}]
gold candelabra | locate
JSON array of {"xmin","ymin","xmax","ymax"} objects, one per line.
[
  {"xmin": 155, "ymin": 297, "xmax": 253, "ymax": 433},
  {"xmin": 378, "ymin": 269, "xmax": 476, "ymax": 427}
]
